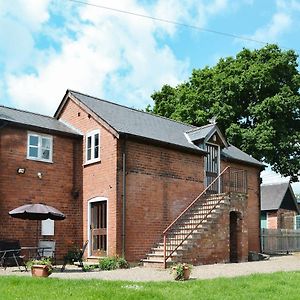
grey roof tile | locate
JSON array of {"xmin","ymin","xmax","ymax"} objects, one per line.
[
  {"xmin": 221, "ymin": 144, "xmax": 264, "ymax": 167},
  {"xmin": 261, "ymin": 182, "xmax": 298, "ymax": 212},
  {"xmin": 186, "ymin": 124, "xmax": 215, "ymax": 142},
  {"xmin": 69, "ymin": 90, "xmax": 203, "ymax": 152},
  {"xmin": 69, "ymin": 90, "xmax": 263, "ymax": 166},
  {"xmin": 0, "ymin": 105, "xmax": 80, "ymax": 136}
]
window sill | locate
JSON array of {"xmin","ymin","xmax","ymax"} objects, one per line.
[
  {"xmin": 83, "ymin": 159, "xmax": 101, "ymax": 167},
  {"xmin": 27, "ymin": 157, "xmax": 53, "ymax": 164}
]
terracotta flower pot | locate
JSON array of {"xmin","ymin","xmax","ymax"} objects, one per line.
[
  {"xmin": 172, "ymin": 264, "xmax": 191, "ymax": 281},
  {"xmin": 183, "ymin": 267, "xmax": 191, "ymax": 280},
  {"xmin": 31, "ymin": 265, "xmax": 51, "ymax": 277}
]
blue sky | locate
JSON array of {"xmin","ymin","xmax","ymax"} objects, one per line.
[{"xmin": 0, "ymin": 0, "xmax": 299, "ymax": 191}]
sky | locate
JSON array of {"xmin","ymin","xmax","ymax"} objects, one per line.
[{"xmin": 0, "ymin": 0, "xmax": 299, "ymax": 192}]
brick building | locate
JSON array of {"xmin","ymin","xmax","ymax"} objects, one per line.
[
  {"xmin": 0, "ymin": 90, "xmax": 264, "ymax": 266},
  {"xmin": 261, "ymin": 182, "xmax": 299, "ymax": 230}
]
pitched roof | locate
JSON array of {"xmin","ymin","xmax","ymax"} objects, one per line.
[
  {"xmin": 0, "ymin": 105, "xmax": 80, "ymax": 136},
  {"xmin": 66, "ymin": 90, "xmax": 204, "ymax": 153},
  {"xmin": 261, "ymin": 181, "xmax": 299, "ymax": 213},
  {"xmin": 186, "ymin": 123, "xmax": 228, "ymax": 148},
  {"xmin": 186, "ymin": 124, "xmax": 214, "ymax": 142},
  {"xmin": 56, "ymin": 90, "xmax": 264, "ymax": 167},
  {"xmin": 222, "ymin": 145, "xmax": 264, "ymax": 167}
]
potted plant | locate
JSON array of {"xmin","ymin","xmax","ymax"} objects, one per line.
[
  {"xmin": 27, "ymin": 258, "xmax": 53, "ymax": 277},
  {"xmin": 171, "ymin": 263, "xmax": 192, "ymax": 281}
]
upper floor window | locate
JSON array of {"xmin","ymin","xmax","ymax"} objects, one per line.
[
  {"xmin": 27, "ymin": 132, "xmax": 53, "ymax": 163},
  {"xmin": 86, "ymin": 130, "xmax": 100, "ymax": 164}
]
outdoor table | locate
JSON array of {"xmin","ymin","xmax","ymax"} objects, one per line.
[
  {"xmin": 0, "ymin": 248, "xmax": 27, "ymax": 271},
  {"xmin": 21, "ymin": 246, "xmax": 52, "ymax": 260}
]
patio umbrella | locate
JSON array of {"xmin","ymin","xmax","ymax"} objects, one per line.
[
  {"xmin": 9, "ymin": 203, "xmax": 65, "ymax": 247},
  {"xmin": 9, "ymin": 203, "xmax": 65, "ymax": 220}
]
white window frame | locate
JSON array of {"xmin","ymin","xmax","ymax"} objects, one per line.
[
  {"xmin": 85, "ymin": 130, "xmax": 100, "ymax": 164},
  {"xmin": 295, "ymin": 215, "xmax": 300, "ymax": 230},
  {"xmin": 27, "ymin": 132, "xmax": 53, "ymax": 163}
]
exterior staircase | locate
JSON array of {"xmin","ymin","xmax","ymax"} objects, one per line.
[
  {"xmin": 141, "ymin": 167, "xmax": 247, "ymax": 268},
  {"xmin": 141, "ymin": 193, "xmax": 229, "ymax": 267}
]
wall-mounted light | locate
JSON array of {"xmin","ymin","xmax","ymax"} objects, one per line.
[
  {"xmin": 37, "ymin": 172, "xmax": 43, "ymax": 179},
  {"xmin": 17, "ymin": 168, "xmax": 26, "ymax": 174}
]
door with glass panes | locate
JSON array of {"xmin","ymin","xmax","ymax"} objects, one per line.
[
  {"xmin": 90, "ymin": 201, "xmax": 107, "ymax": 256},
  {"xmin": 205, "ymin": 143, "xmax": 220, "ymax": 193}
]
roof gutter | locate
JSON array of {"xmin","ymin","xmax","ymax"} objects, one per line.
[{"xmin": 0, "ymin": 120, "xmax": 82, "ymax": 139}]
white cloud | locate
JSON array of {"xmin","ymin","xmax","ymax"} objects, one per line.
[
  {"xmin": 276, "ymin": 0, "xmax": 300, "ymax": 11},
  {"xmin": 3, "ymin": 0, "xmax": 229, "ymax": 115},
  {"xmin": 0, "ymin": 0, "xmax": 50, "ymax": 30},
  {"xmin": 249, "ymin": 12, "xmax": 292, "ymax": 44}
]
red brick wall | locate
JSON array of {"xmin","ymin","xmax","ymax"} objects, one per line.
[
  {"xmin": 0, "ymin": 126, "xmax": 82, "ymax": 259},
  {"xmin": 267, "ymin": 211, "xmax": 278, "ymax": 229},
  {"xmin": 277, "ymin": 209, "xmax": 296, "ymax": 229},
  {"xmin": 182, "ymin": 193, "xmax": 248, "ymax": 265},
  {"xmin": 221, "ymin": 161, "xmax": 261, "ymax": 253},
  {"xmin": 58, "ymin": 98, "xmax": 118, "ymax": 257},
  {"xmin": 117, "ymin": 138, "xmax": 205, "ymax": 261}
]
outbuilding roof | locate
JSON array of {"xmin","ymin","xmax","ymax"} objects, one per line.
[
  {"xmin": 222, "ymin": 145, "xmax": 264, "ymax": 167},
  {"xmin": 58, "ymin": 90, "xmax": 264, "ymax": 167},
  {"xmin": 0, "ymin": 105, "xmax": 80, "ymax": 136},
  {"xmin": 65, "ymin": 90, "xmax": 204, "ymax": 153},
  {"xmin": 261, "ymin": 181, "xmax": 299, "ymax": 213}
]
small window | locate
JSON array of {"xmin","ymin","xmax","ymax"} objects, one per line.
[
  {"xmin": 295, "ymin": 215, "xmax": 300, "ymax": 229},
  {"xmin": 86, "ymin": 130, "xmax": 100, "ymax": 164},
  {"xmin": 261, "ymin": 212, "xmax": 267, "ymax": 229},
  {"xmin": 27, "ymin": 132, "xmax": 53, "ymax": 162}
]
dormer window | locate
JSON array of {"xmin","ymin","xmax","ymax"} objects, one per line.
[
  {"xmin": 86, "ymin": 130, "xmax": 100, "ymax": 164},
  {"xmin": 27, "ymin": 132, "xmax": 53, "ymax": 163}
]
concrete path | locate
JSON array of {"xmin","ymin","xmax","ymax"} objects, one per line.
[{"xmin": 1, "ymin": 254, "xmax": 300, "ymax": 281}]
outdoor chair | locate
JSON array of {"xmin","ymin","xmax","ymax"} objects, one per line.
[
  {"xmin": 38, "ymin": 240, "xmax": 56, "ymax": 264},
  {"xmin": 61, "ymin": 240, "xmax": 88, "ymax": 272},
  {"xmin": 0, "ymin": 240, "xmax": 27, "ymax": 271}
]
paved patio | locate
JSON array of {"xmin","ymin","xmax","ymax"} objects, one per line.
[{"xmin": 1, "ymin": 254, "xmax": 300, "ymax": 281}]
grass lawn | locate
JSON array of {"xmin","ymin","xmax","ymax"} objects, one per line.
[{"xmin": 1, "ymin": 271, "xmax": 300, "ymax": 300}]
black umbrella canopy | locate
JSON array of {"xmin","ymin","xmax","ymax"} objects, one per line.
[{"xmin": 9, "ymin": 203, "xmax": 65, "ymax": 220}]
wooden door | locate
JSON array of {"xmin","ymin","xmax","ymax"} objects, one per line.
[
  {"xmin": 205, "ymin": 144, "xmax": 219, "ymax": 193},
  {"xmin": 91, "ymin": 201, "xmax": 107, "ymax": 256}
]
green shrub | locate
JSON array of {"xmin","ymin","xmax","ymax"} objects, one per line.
[
  {"xmin": 116, "ymin": 257, "xmax": 129, "ymax": 269},
  {"xmin": 63, "ymin": 246, "xmax": 82, "ymax": 264},
  {"xmin": 82, "ymin": 264, "xmax": 97, "ymax": 272},
  {"xmin": 99, "ymin": 256, "xmax": 129, "ymax": 270}
]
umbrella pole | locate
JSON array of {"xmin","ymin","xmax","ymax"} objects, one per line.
[{"xmin": 36, "ymin": 220, "xmax": 39, "ymax": 247}]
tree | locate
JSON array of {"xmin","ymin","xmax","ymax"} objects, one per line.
[{"xmin": 148, "ymin": 45, "xmax": 300, "ymax": 181}]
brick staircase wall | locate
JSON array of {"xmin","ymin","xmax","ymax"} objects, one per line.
[
  {"xmin": 181, "ymin": 193, "xmax": 248, "ymax": 265},
  {"xmin": 142, "ymin": 192, "xmax": 248, "ymax": 267}
]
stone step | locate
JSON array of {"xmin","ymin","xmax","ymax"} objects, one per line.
[
  {"xmin": 86, "ymin": 256, "xmax": 101, "ymax": 263},
  {"xmin": 142, "ymin": 193, "xmax": 228, "ymax": 268},
  {"xmin": 141, "ymin": 259, "xmax": 170, "ymax": 268},
  {"xmin": 148, "ymin": 248, "xmax": 183, "ymax": 256}
]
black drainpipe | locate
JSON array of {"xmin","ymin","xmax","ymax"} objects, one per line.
[{"xmin": 121, "ymin": 136, "xmax": 127, "ymax": 257}]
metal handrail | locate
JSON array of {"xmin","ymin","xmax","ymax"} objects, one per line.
[{"xmin": 163, "ymin": 166, "xmax": 247, "ymax": 268}]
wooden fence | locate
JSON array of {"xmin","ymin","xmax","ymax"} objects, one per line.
[{"xmin": 261, "ymin": 228, "xmax": 300, "ymax": 253}]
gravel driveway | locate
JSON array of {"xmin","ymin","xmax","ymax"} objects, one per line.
[{"xmin": 1, "ymin": 254, "xmax": 300, "ymax": 281}]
